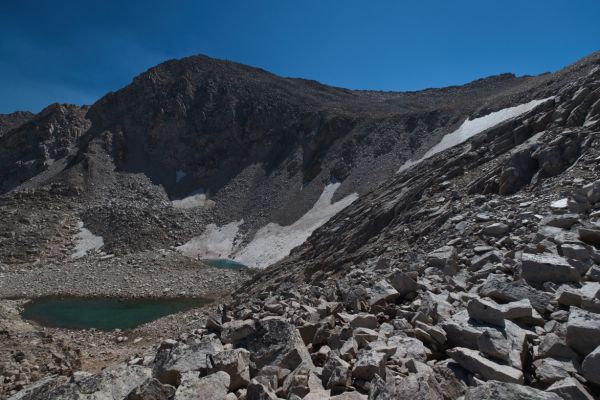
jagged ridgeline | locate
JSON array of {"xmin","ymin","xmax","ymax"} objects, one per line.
[{"xmin": 1, "ymin": 51, "xmax": 600, "ymax": 399}]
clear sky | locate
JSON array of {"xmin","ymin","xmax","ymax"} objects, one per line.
[{"xmin": 1, "ymin": 0, "xmax": 599, "ymax": 113}]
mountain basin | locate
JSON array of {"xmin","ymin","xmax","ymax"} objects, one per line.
[
  {"xmin": 21, "ymin": 296, "xmax": 211, "ymax": 331},
  {"xmin": 203, "ymin": 258, "xmax": 247, "ymax": 270}
]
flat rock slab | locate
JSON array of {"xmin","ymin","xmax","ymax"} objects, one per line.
[
  {"xmin": 521, "ymin": 253, "xmax": 580, "ymax": 283},
  {"xmin": 582, "ymin": 345, "xmax": 600, "ymax": 385},
  {"xmin": 463, "ymin": 380, "xmax": 561, "ymax": 400},
  {"xmin": 566, "ymin": 307, "xmax": 600, "ymax": 356},
  {"xmin": 447, "ymin": 347, "xmax": 524, "ymax": 384}
]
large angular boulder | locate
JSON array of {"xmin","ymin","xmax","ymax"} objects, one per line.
[
  {"xmin": 447, "ymin": 347, "xmax": 524, "ymax": 383},
  {"xmin": 220, "ymin": 319, "xmax": 256, "ymax": 344},
  {"xmin": 352, "ymin": 349, "xmax": 386, "ymax": 381},
  {"xmin": 174, "ymin": 371, "xmax": 230, "ymax": 400},
  {"xmin": 546, "ymin": 377, "xmax": 594, "ymax": 400},
  {"xmin": 369, "ymin": 280, "xmax": 399, "ymax": 306},
  {"xmin": 521, "ymin": 253, "xmax": 580, "ymax": 283},
  {"xmin": 467, "ymin": 297, "xmax": 533, "ymax": 327},
  {"xmin": 208, "ymin": 348, "xmax": 251, "ymax": 390},
  {"xmin": 463, "ymin": 380, "xmax": 561, "ymax": 399},
  {"xmin": 579, "ymin": 225, "xmax": 600, "ymax": 246},
  {"xmin": 152, "ymin": 337, "xmax": 224, "ymax": 384},
  {"xmin": 566, "ymin": 307, "xmax": 600, "ymax": 355},
  {"xmin": 479, "ymin": 275, "xmax": 552, "ymax": 313},
  {"xmin": 427, "ymin": 246, "xmax": 458, "ymax": 275},
  {"xmin": 393, "ymin": 372, "xmax": 445, "ymax": 400},
  {"xmin": 126, "ymin": 378, "xmax": 176, "ymax": 400},
  {"xmin": 483, "ymin": 222, "xmax": 510, "ymax": 237},
  {"xmin": 23, "ymin": 365, "xmax": 153, "ymax": 400},
  {"xmin": 389, "ymin": 270, "xmax": 419, "ymax": 297},
  {"xmin": 582, "ymin": 345, "xmax": 600, "ymax": 385},
  {"xmin": 234, "ymin": 316, "xmax": 314, "ymax": 370}
]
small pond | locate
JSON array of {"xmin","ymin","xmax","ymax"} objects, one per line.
[
  {"xmin": 203, "ymin": 258, "xmax": 247, "ymax": 270},
  {"xmin": 21, "ymin": 297, "xmax": 211, "ymax": 331}
]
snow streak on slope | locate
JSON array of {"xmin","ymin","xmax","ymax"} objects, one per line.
[
  {"xmin": 398, "ymin": 97, "xmax": 554, "ymax": 172},
  {"xmin": 177, "ymin": 220, "xmax": 243, "ymax": 259},
  {"xmin": 233, "ymin": 183, "xmax": 358, "ymax": 269},
  {"xmin": 176, "ymin": 183, "xmax": 358, "ymax": 268},
  {"xmin": 72, "ymin": 221, "xmax": 104, "ymax": 258}
]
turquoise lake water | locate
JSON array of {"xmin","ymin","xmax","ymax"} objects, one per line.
[
  {"xmin": 203, "ymin": 258, "xmax": 247, "ymax": 270},
  {"xmin": 21, "ymin": 297, "xmax": 211, "ymax": 331}
]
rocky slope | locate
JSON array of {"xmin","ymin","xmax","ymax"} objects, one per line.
[{"xmin": 2, "ymin": 52, "xmax": 600, "ymax": 399}]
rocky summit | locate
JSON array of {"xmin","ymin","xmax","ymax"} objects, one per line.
[{"xmin": 2, "ymin": 51, "xmax": 600, "ymax": 399}]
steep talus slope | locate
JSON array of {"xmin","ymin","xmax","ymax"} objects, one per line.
[{"xmin": 245, "ymin": 60, "xmax": 600, "ymax": 290}]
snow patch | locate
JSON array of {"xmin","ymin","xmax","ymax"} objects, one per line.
[
  {"xmin": 177, "ymin": 220, "xmax": 243, "ymax": 259},
  {"xmin": 72, "ymin": 222, "xmax": 104, "ymax": 258},
  {"xmin": 232, "ymin": 183, "xmax": 358, "ymax": 268},
  {"xmin": 398, "ymin": 97, "xmax": 554, "ymax": 173},
  {"xmin": 172, "ymin": 188, "xmax": 215, "ymax": 209},
  {"xmin": 176, "ymin": 183, "xmax": 358, "ymax": 269}
]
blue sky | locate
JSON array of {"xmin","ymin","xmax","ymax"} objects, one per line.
[{"xmin": 1, "ymin": 0, "xmax": 599, "ymax": 113}]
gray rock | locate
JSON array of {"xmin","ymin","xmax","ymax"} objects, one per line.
[
  {"xmin": 175, "ymin": 371, "xmax": 230, "ymax": 400},
  {"xmin": 447, "ymin": 347, "xmax": 524, "ymax": 383},
  {"xmin": 581, "ymin": 180, "xmax": 600, "ymax": 203},
  {"xmin": 483, "ymin": 222, "xmax": 510, "ymax": 237},
  {"xmin": 234, "ymin": 316, "xmax": 314, "ymax": 370},
  {"xmin": 468, "ymin": 297, "xmax": 533, "ymax": 327},
  {"xmin": 32, "ymin": 365, "xmax": 153, "ymax": 400},
  {"xmin": 467, "ymin": 297, "xmax": 506, "ymax": 326},
  {"xmin": 581, "ymin": 345, "xmax": 600, "ymax": 385},
  {"xmin": 220, "ymin": 319, "xmax": 256, "ymax": 344},
  {"xmin": 546, "ymin": 377, "xmax": 594, "ymax": 400},
  {"xmin": 321, "ymin": 355, "xmax": 351, "ymax": 389},
  {"xmin": 566, "ymin": 307, "xmax": 600, "ymax": 355},
  {"xmin": 126, "ymin": 378, "xmax": 176, "ymax": 400},
  {"xmin": 246, "ymin": 379, "xmax": 278, "ymax": 400},
  {"xmin": 208, "ymin": 348, "xmax": 251, "ymax": 390},
  {"xmin": 533, "ymin": 357, "xmax": 578, "ymax": 385},
  {"xmin": 427, "ymin": 246, "xmax": 458, "ymax": 275},
  {"xmin": 388, "ymin": 336, "xmax": 431, "ymax": 362},
  {"xmin": 369, "ymin": 280, "xmax": 399, "ymax": 306},
  {"xmin": 579, "ymin": 225, "xmax": 600, "ymax": 246},
  {"xmin": 353, "ymin": 327, "xmax": 380, "ymax": 347},
  {"xmin": 560, "ymin": 243, "xmax": 592, "ymax": 262},
  {"xmin": 471, "ymin": 251, "xmax": 503, "ymax": 271},
  {"xmin": 463, "ymin": 380, "xmax": 561, "ymax": 399},
  {"xmin": 521, "ymin": 253, "xmax": 580, "ymax": 283},
  {"xmin": 479, "ymin": 275, "xmax": 552, "ymax": 313},
  {"xmin": 352, "ymin": 349, "xmax": 386, "ymax": 381},
  {"xmin": 393, "ymin": 372, "xmax": 445, "ymax": 400},
  {"xmin": 538, "ymin": 333, "xmax": 578, "ymax": 360},
  {"xmin": 346, "ymin": 313, "xmax": 378, "ymax": 329},
  {"xmin": 541, "ymin": 214, "xmax": 579, "ymax": 229},
  {"xmin": 389, "ymin": 270, "xmax": 419, "ymax": 297},
  {"xmin": 152, "ymin": 337, "xmax": 224, "ymax": 385}
]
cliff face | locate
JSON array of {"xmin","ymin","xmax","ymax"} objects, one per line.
[
  {"xmin": 0, "ymin": 110, "xmax": 33, "ymax": 137},
  {"xmin": 0, "ymin": 104, "xmax": 89, "ymax": 193}
]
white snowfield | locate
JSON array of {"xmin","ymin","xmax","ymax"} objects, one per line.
[
  {"xmin": 176, "ymin": 183, "xmax": 358, "ymax": 268},
  {"xmin": 171, "ymin": 192, "xmax": 215, "ymax": 209},
  {"xmin": 72, "ymin": 221, "xmax": 104, "ymax": 258},
  {"xmin": 398, "ymin": 97, "xmax": 554, "ymax": 173},
  {"xmin": 177, "ymin": 220, "xmax": 243, "ymax": 259}
]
